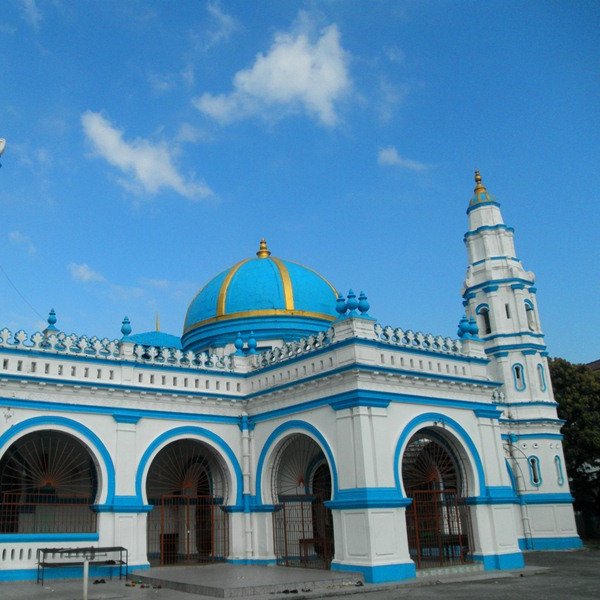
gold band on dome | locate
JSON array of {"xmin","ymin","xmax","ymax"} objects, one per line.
[
  {"xmin": 217, "ymin": 258, "xmax": 250, "ymax": 317},
  {"xmin": 184, "ymin": 309, "xmax": 336, "ymax": 334},
  {"xmin": 271, "ymin": 257, "xmax": 294, "ymax": 310}
]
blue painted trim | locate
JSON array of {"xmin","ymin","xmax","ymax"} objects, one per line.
[
  {"xmin": 464, "ymin": 224, "xmax": 514, "ymax": 238},
  {"xmin": 472, "ymin": 552, "xmax": 524, "ymax": 570},
  {"xmin": 502, "ymin": 433, "xmax": 563, "ymax": 440},
  {"xmin": 481, "ymin": 331, "xmax": 545, "ymax": 341},
  {"xmin": 518, "ymin": 536, "xmax": 582, "ymax": 550},
  {"xmin": 255, "ymin": 420, "xmax": 338, "ymax": 504},
  {"xmin": 506, "ymin": 459, "xmax": 518, "ymax": 492},
  {"xmin": 250, "ymin": 389, "xmax": 502, "ymax": 426},
  {"xmin": 135, "ymin": 426, "xmax": 243, "ymax": 506},
  {"xmin": 1, "ymin": 396, "xmax": 240, "ymax": 426},
  {"xmin": 0, "ymin": 416, "xmax": 116, "ymax": 504},
  {"xmin": 112, "ymin": 411, "xmax": 141, "ymax": 424},
  {"xmin": 393, "ymin": 413, "xmax": 485, "ymax": 495},
  {"xmin": 0, "ymin": 563, "xmax": 150, "ymax": 582},
  {"xmin": 511, "ymin": 283, "xmax": 526, "ymax": 290},
  {"xmin": 463, "ymin": 277, "xmax": 534, "ymax": 296},
  {"xmin": 466, "ymin": 200, "xmax": 501, "ymax": 214},
  {"xmin": 474, "ymin": 407, "xmax": 503, "ymax": 419},
  {"xmin": 471, "ymin": 256, "xmax": 519, "ymax": 266},
  {"xmin": 518, "ymin": 493, "xmax": 574, "ymax": 505},
  {"xmin": 0, "ymin": 533, "xmax": 99, "ymax": 543},
  {"xmin": 93, "ymin": 496, "xmax": 153, "ymax": 513},
  {"xmin": 486, "ymin": 343, "xmax": 546, "ymax": 355},
  {"xmin": 521, "ymin": 349, "xmax": 537, "ymax": 356},
  {"xmin": 466, "ymin": 486, "xmax": 519, "ymax": 505},
  {"xmin": 331, "ymin": 561, "xmax": 416, "ymax": 583},
  {"xmin": 330, "ymin": 395, "xmax": 391, "ymax": 410},
  {"xmin": 499, "ymin": 401, "xmax": 557, "ymax": 407},
  {"xmin": 326, "ymin": 487, "xmax": 411, "ymax": 509},
  {"xmin": 227, "ymin": 558, "xmax": 277, "ymax": 565},
  {"xmin": 483, "ymin": 285, "xmax": 499, "ymax": 293}
]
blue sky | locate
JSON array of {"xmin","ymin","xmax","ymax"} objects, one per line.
[{"xmin": 1, "ymin": 1, "xmax": 598, "ymax": 363}]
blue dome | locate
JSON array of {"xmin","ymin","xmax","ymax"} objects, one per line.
[{"xmin": 182, "ymin": 240, "xmax": 338, "ymax": 352}]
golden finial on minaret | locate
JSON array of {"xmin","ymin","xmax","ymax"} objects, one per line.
[
  {"xmin": 156, "ymin": 312, "xmax": 160, "ymax": 332},
  {"xmin": 474, "ymin": 170, "xmax": 487, "ymax": 193},
  {"xmin": 256, "ymin": 238, "xmax": 271, "ymax": 258}
]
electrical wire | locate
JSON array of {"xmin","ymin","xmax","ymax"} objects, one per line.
[{"xmin": 0, "ymin": 262, "xmax": 45, "ymax": 320}]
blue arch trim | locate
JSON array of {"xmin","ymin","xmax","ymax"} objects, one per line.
[
  {"xmin": 0, "ymin": 416, "xmax": 115, "ymax": 503},
  {"xmin": 393, "ymin": 413, "xmax": 486, "ymax": 495},
  {"xmin": 135, "ymin": 426, "xmax": 243, "ymax": 506},
  {"xmin": 255, "ymin": 420, "xmax": 339, "ymax": 505}
]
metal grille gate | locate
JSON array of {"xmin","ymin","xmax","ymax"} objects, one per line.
[
  {"xmin": 406, "ymin": 489, "xmax": 471, "ymax": 569},
  {"xmin": 273, "ymin": 497, "xmax": 333, "ymax": 569},
  {"xmin": 148, "ymin": 495, "xmax": 229, "ymax": 565}
]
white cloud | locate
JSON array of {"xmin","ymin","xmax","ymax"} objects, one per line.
[
  {"xmin": 9, "ymin": 231, "xmax": 36, "ymax": 255},
  {"xmin": 81, "ymin": 111, "xmax": 213, "ymax": 200},
  {"xmin": 19, "ymin": 0, "xmax": 42, "ymax": 30},
  {"xmin": 205, "ymin": 1, "xmax": 240, "ymax": 48},
  {"xmin": 194, "ymin": 15, "xmax": 350, "ymax": 126},
  {"xmin": 377, "ymin": 146, "xmax": 428, "ymax": 171},
  {"xmin": 68, "ymin": 263, "xmax": 106, "ymax": 283}
]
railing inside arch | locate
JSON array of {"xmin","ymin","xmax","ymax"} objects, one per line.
[
  {"xmin": 0, "ymin": 493, "xmax": 97, "ymax": 534},
  {"xmin": 273, "ymin": 496, "xmax": 333, "ymax": 570},
  {"xmin": 406, "ymin": 489, "xmax": 473, "ymax": 569},
  {"xmin": 147, "ymin": 495, "xmax": 229, "ymax": 566}
]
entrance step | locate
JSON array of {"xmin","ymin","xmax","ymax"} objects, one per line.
[
  {"xmin": 131, "ymin": 564, "xmax": 365, "ymax": 598},
  {"xmin": 416, "ymin": 563, "xmax": 484, "ymax": 578}
]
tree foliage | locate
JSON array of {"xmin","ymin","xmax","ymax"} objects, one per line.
[{"xmin": 549, "ymin": 358, "xmax": 600, "ymax": 514}]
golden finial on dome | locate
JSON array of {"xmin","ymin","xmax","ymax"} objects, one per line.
[
  {"xmin": 256, "ymin": 238, "xmax": 271, "ymax": 258},
  {"xmin": 474, "ymin": 170, "xmax": 487, "ymax": 194}
]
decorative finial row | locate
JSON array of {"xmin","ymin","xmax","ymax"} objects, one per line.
[
  {"xmin": 256, "ymin": 238, "xmax": 271, "ymax": 258},
  {"xmin": 234, "ymin": 331, "xmax": 258, "ymax": 355},
  {"xmin": 336, "ymin": 290, "xmax": 371, "ymax": 318},
  {"xmin": 457, "ymin": 314, "xmax": 479, "ymax": 340}
]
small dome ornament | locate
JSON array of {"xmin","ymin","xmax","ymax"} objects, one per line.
[
  {"xmin": 121, "ymin": 316, "xmax": 132, "ymax": 336},
  {"xmin": 256, "ymin": 238, "xmax": 271, "ymax": 258},
  {"xmin": 346, "ymin": 290, "xmax": 359, "ymax": 316},
  {"xmin": 335, "ymin": 293, "xmax": 347, "ymax": 317},
  {"xmin": 357, "ymin": 291, "xmax": 370, "ymax": 316},
  {"xmin": 234, "ymin": 332, "xmax": 244, "ymax": 355},
  {"xmin": 247, "ymin": 331, "xmax": 257, "ymax": 354}
]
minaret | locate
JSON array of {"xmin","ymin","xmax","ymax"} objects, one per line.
[
  {"xmin": 462, "ymin": 172, "xmax": 581, "ymax": 551},
  {"xmin": 462, "ymin": 171, "xmax": 549, "ymax": 405}
]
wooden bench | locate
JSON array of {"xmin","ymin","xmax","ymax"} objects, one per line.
[{"xmin": 37, "ymin": 546, "xmax": 128, "ymax": 585}]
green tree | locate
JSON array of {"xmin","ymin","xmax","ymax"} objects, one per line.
[{"xmin": 549, "ymin": 358, "xmax": 600, "ymax": 516}]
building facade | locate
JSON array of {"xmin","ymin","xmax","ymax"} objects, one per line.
[{"xmin": 0, "ymin": 173, "xmax": 581, "ymax": 583}]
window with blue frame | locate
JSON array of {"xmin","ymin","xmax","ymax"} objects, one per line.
[
  {"xmin": 528, "ymin": 456, "xmax": 542, "ymax": 487},
  {"xmin": 537, "ymin": 364, "xmax": 547, "ymax": 392},
  {"xmin": 513, "ymin": 363, "xmax": 526, "ymax": 391},
  {"xmin": 554, "ymin": 455, "xmax": 565, "ymax": 486},
  {"xmin": 476, "ymin": 304, "xmax": 492, "ymax": 335}
]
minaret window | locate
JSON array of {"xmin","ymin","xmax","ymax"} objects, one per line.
[
  {"xmin": 513, "ymin": 363, "xmax": 526, "ymax": 391},
  {"xmin": 537, "ymin": 364, "xmax": 547, "ymax": 392},
  {"xmin": 525, "ymin": 300, "xmax": 536, "ymax": 331},
  {"xmin": 505, "ymin": 303, "xmax": 511, "ymax": 319},
  {"xmin": 528, "ymin": 456, "xmax": 542, "ymax": 487},
  {"xmin": 554, "ymin": 455, "xmax": 565, "ymax": 486},
  {"xmin": 476, "ymin": 305, "xmax": 492, "ymax": 335}
]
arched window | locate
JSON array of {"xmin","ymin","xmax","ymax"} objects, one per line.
[
  {"xmin": 554, "ymin": 455, "xmax": 564, "ymax": 486},
  {"xmin": 525, "ymin": 300, "xmax": 536, "ymax": 331},
  {"xmin": 476, "ymin": 304, "xmax": 492, "ymax": 335},
  {"xmin": 528, "ymin": 456, "xmax": 542, "ymax": 487},
  {"xmin": 513, "ymin": 363, "xmax": 526, "ymax": 391},
  {"xmin": 537, "ymin": 364, "xmax": 547, "ymax": 392}
]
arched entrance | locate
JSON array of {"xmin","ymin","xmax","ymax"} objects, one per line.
[
  {"xmin": 271, "ymin": 434, "xmax": 334, "ymax": 569},
  {"xmin": 401, "ymin": 429, "xmax": 473, "ymax": 569},
  {"xmin": 145, "ymin": 439, "xmax": 229, "ymax": 565},
  {"xmin": 0, "ymin": 430, "xmax": 98, "ymax": 534}
]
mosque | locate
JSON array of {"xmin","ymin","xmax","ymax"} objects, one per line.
[{"xmin": 0, "ymin": 173, "xmax": 581, "ymax": 583}]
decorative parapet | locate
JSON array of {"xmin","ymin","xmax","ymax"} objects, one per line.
[
  {"xmin": 374, "ymin": 323, "xmax": 463, "ymax": 356},
  {"xmin": 253, "ymin": 328, "xmax": 335, "ymax": 369},
  {"xmin": 0, "ymin": 328, "xmax": 232, "ymax": 371}
]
